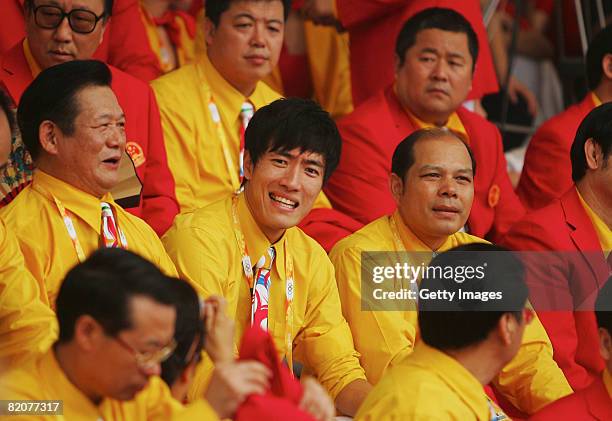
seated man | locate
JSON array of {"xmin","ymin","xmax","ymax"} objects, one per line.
[
  {"xmin": 330, "ymin": 128, "xmax": 571, "ymax": 414},
  {"xmin": 0, "ymin": 0, "xmax": 161, "ymax": 81},
  {"xmin": 0, "ymin": 89, "xmax": 56, "ymax": 367},
  {"xmin": 0, "ymin": 0, "xmax": 178, "ymax": 235},
  {"xmin": 153, "ymin": 0, "xmax": 360, "ymax": 251},
  {"xmin": 530, "ymin": 278, "xmax": 612, "ymax": 421},
  {"xmin": 0, "ymin": 248, "xmax": 274, "ymax": 420},
  {"xmin": 163, "ymin": 98, "xmax": 372, "ymax": 416},
  {"xmin": 518, "ymin": 24, "xmax": 612, "ymax": 210},
  {"xmin": 325, "ymin": 7, "xmax": 524, "ymax": 243},
  {"xmin": 503, "ymin": 103, "xmax": 612, "ymax": 391},
  {"xmin": 355, "ymin": 244, "xmax": 532, "ymax": 420},
  {"xmin": 531, "ymin": 276, "xmax": 612, "ymax": 420},
  {"xmin": 0, "ymin": 60, "xmax": 176, "ymax": 309}
]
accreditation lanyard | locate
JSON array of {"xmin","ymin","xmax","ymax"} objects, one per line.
[
  {"xmin": 231, "ymin": 195, "xmax": 295, "ymax": 375},
  {"xmin": 208, "ymin": 98, "xmax": 241, "ymax": 192},
  {"xmin": 40, "ymin": 185, "xmax": 128, "ymax": 262}
]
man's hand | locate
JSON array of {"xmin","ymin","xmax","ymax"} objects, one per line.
[
  {"xmin": 204, "ymin": 360, "xmax": 272, "ymax": 419},
  {"xmin": 298, "ymin": 377, "xmax": 335, "ymax": 421},
  {"xmin": 203, "ymin": 296, "xmax": 234, "ymax": 364},
  {"xmin": 302, "ymin": 0, "xmax": 338, "ymax": 27},
  {"xmin": 507, "ymin": 76, "xmax": 538, "ymax": 116}
]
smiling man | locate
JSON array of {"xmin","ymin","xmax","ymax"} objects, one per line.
[
  {"xmin": 329, "ymin": 128, "xmax": 572, "ymax": 416},
  {"xmin": 324, "ymin": 7, "xmax": 524, "ymax": 243},
  {"xmin": 0, "ymin": 0, "xmax": 178, "ymax": 235},
  {"xmin": 0, "ymin": 60, "xmax": 177, "ymax": 309},
  {"xmin": 163, "ymin": 98, "xmax": 372, "ymax": 417}
]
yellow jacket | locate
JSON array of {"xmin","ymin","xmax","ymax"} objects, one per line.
[
  {"xmin": 0, "ymin": 170, "xmax": 177, "ymax": 309},
  {"xmin": 355, "ymin": 343, "xmax": 492, "ymax": 421},
  {"xmin": 0, "ymin": 219, "xmax": 57, "ymax": 370},
  {"xmin": 329, "ymin": 211, "xmax": 572, "ymax": 413},
  {"xmin": 0, "ymin": 348, "xmax": 218, "ymax": 420},
  {"xmin": 151, "ymin": 54, "xmax": 281, "ymax": 214},
  {"xmin": 162, "ymin": 193, "xmax": 366, "ymax": 401}
]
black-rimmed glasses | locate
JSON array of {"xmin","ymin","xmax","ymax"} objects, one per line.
[{"xmin": 34, "ymin": 5, "xmax": 105, "ymax": 34}]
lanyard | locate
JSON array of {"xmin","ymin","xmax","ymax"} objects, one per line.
[
  {"xmin": 35, "ymin": 184, "xmax": 127, "ymax": 262},
  {"xmin": 208, "ymin": 98, "xmax": 241, "ymax": 192},
  {"xmin": 231, "ymin": 195, "xmax": 295, "ymax": 375}
]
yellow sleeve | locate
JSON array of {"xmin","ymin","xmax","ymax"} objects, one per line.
[
  {"xmin": 292, "ymin": 254, "xmax": 366, "ymax": 400},
  {"xmin": 144, "ymin": 377, "xmax": 219, "ymax": 421},
  {"xmin": 0, "ymin": 220, "xmax": 57, "ymax": 369},
  {"xmin": 492, "ymin": 310, "xmax": 572, "ymax": 413},
  {"xmin": 304, "ymin": 22, "xmax": 353, "ymax": 119},
  {"xmin": 329, "ymin": 244, "xmax": 417, "ymax": 384}
]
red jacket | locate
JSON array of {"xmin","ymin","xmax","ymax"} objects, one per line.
[
  {"xmin": 502, "ymin": 188, "xmax": 608, "ymax": 391},
  {"xmin": 529, "ymin": 376, "xmax": 612, "ymax": 421},
  {"xmin": 324, "ymin": 86, "xmax": 524, "ymax": 243},
  {"xmin": 0, "ymin": 0, "xmax": 160, "ymax": 82},
  {"xmin": 0, "ymin": 42, "xmax": 178, "ymax": 236},
  {"xmin": 517, "ymin": 95, "xmax": 596, "ymax": 211},
  {"xmin": 335, "ymin": 0, "xmax": 498, "ymax": 106}
]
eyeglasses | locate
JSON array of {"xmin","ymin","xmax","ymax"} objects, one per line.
[
  {"xmin": 33, "ymin": 5, "xmax": 106, "ymax": 34},
  {"xmin": 113, "ymin": 335, "xmax": 177, "ymax": 370}
]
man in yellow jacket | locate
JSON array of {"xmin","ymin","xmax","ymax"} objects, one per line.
[
  {"xmin": 0, "ymin": 61, "xmax": 177, "ymax": 310},
  {"xmin": 152, "ymin": 0, "xmax": 358, "ymax": 251},
  {"xmin": 330, "ymin": 128, "xmax": 572, "ymax": 415},
  {"xmin": 0, "ymin": 248, "xmax": 273, "ymax": 420},
  {"xmin": 0, "ymin": 90, "xmax": 56, "ymax": 369},
  {"xmin": 163, "ymin": 98, "xmax": 371, "ymax": 417},
  {"xmin": 356, "ymin": 243, "xmax": 533, "ymax": 420}
]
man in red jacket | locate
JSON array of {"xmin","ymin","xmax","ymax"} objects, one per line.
[
  {"xmin": 0, "ymin": 0, "xmax": 160, "ymax": 82},
  {"xmin": 0, "ymin": 0, "xmax": 178, "ymax": 235},
  {"xmin": 324, "ymin": 8, "xmax": 524, "ymax": 243},
  {"xmin": 518, "ymin": 24, "xmax": 612, "ymax": 211},
  {"xmin": 503, "ymin": 103, "xmax": 612, "ymax": 392},
  {"xmin": 303, "ymin": 0, "xmax": 498, "ymax": 107},
  {"xmin": 530, "ymin": 278, "xmax": 612, "ymax": 420}
]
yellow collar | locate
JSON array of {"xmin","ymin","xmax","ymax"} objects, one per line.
[
  {"xmin": 392, "ymin": 210, "xmax": 456, "ymax": 252},
  {"xmin": 237, "ymin": 193, "xmax": 287, "ymax": 279},
  {"xmin": 32, "ymin": 170, "xmax": 116, "ymax": 234},
  {"xmin": 603, "ymin": 368, "xmax": 612, "ymax": 399},
  {"xmin": 592, "ymin": 92, "xmax": 602, "ymax": 107},
  {"xmin": 577, "ymin": 188, "xmax": 612, "ymax": 255},
  {"xmin": 23, "ymin": 38, "xmax": 42, "ymax": 78},
  {"xmin": 408, "ymin": 343, "xmax": 490, "ymax": 419},
  {"xmin": 197, "ymin": 53, "xmax": 271, "ymax": 128},
  {"xmin": 42, "ymin": 349, "xmax": 104, "ymax": 417}
]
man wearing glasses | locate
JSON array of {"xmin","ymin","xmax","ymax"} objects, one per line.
[
  {"xmin": 0, "ymin": 0, "xmax": 178, "ymax": 236},
  {"xmin": 0, "ymin": 248, "xmax": 274, "ymax": 420}
]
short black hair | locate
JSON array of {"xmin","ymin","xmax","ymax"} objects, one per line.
[
  {"xmin": 395, "ymin": 7, "xmax": 479, "ymax": 70},
  {"xmin": 391, "ymin": 128, "xmax": 476, "ymax": 180},
  {"xmin": 24, "ymin": 0, "xmax": 114, "ymax": 18},
  {"xmin": 0, "ymin": 89, "xmax": 16, "ymax": 136},
  {"xmin": 418, "ymin": 244, "xmax": 529, "ymax": 350},
  {"xmin": 56, "ymin": 248, "xmax": 176, "ymax": 343},
  {"xmin": 571, "ymin": 102, "xmax": 612, "ymax": 182},
  {"xmin": 595, "ymin": 277, "xmax": 612, "ymax": 334},
  {"xmin": 206, "ymin": 0, "xmax": 291, "ymax": 26},
  {"xmin": 161, "ymin": 279, "xmax": 204, "ymax": 387},
  {"xmin": 586, "ymin": 24, "xmax": 612, "ymax": 90},
  {"xmin": 245, "ymin": 97, "xmax": 341, "ymax": 183},
  {"xmin": 17, "ymin": 60, "xmax": 112, "ymax": 161}
]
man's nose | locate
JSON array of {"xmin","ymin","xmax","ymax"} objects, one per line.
[{"xmin": 53, "ymin": 16, "xmax": 73, "ymax": 42}]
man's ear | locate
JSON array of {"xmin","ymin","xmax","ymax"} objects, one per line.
[
  {"xmin": 39, "ymin": 121, "xmax": 60, "ymax": 155},
  {"xmin": 73, "ymin": 315, "xmax": 105, "ymax": 352},
  {"xmin": 204, "ymin": 18, "xmax": 216, "ymax": 47},
  {"xmin": 497, "ymin": 313, "xmax": 515, "ymax": 346},
  {"xmin": 394, "ymin": 54, "xmax": 402, "ymax": 76},
  {"xmin": 601, "ymin": 53, "xmax": 612, "ymax": 81},
  {"xmin": 389, "ymin": 173, "xmax": 404, "ymax": 205},
  {"xmin": 98, "ymin": 20, "xmax": 108, "ymax": 47},
  {"xmin": 599, "ymin": 327, "xmax": 612, "ymax": 361},
  {"xmin": 243, "ymin": 149, "xmax": 254, "ymax": 181},
  {"xmin": 584, "ymin": 137, "xmax": 603, "ymax": 171}
]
